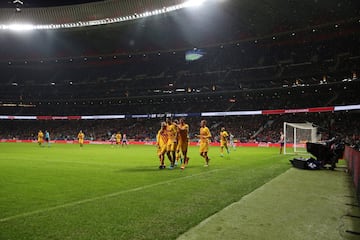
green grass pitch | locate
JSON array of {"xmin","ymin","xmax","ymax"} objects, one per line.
[{"xmin": 0, "ymin": 143, "xmax": 291, "ymax": 240}]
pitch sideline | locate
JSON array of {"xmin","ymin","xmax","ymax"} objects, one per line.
[{"xmin": 177, "ymin": 167, "xmax": 355, "ymax": 240}]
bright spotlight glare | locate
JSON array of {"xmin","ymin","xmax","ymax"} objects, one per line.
[
  {"xmin": 7, "ymin": 24, "xmax": 35, "ymax": 31},
  {"xmin": 184, "ymin": 0, "xmax": 207, "ymax": 7},
  {"xmin": 0, "ymin": 0, "xmax": 214, "ymax": 31}
]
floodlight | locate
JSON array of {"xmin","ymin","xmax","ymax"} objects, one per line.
[
  {"xmin": 7, "ymin": 24, "xmax": 35, "ymax": 31},
  {"xmin": 184, "ymin": 0, "xmax": 207, "ymax": 7},
  {"xmin": 0, "ymin": 0, "xmax": 213, "ymax": 31}
]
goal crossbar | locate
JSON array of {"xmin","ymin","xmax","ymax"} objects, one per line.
[{"xmin": 283, "ymin": 122, "xmax": 318, "ymax": 154}]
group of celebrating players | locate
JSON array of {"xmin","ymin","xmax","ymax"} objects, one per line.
[
  {"xmin": 37, "ymin": 117, "xmax": 234, "ymax": 169},
  {"xmin": 156, "ymin": 118, "xmax": 234, "ymax": 170}
]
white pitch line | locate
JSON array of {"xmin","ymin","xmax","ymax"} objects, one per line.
[{"xmin": 0, "ymin": 169, "xmax": 222, "ymax": 223}]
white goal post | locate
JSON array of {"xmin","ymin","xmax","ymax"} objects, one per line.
[{"xmin": 283, "ymin": 122, "xmax": 319, "ymax": 154}]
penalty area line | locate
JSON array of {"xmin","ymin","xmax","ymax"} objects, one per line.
[{"xmin": 0, "ymin": 168, "xmax": 223, "ymax": 223}]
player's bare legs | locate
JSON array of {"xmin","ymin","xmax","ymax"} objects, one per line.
[{"xmin": 200, "ymin": 152, "xmax": 210, "ymax": 166}]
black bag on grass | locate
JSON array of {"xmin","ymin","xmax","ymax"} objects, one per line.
[{"xmin": 290, "ymin": 157, "xmax": 321, "ymax": 170}]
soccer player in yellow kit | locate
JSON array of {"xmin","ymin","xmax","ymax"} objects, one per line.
[
  {"xmin": 198, "ymin": 120, "xmax": 211, "ymax": 167},
  {"xmin": 173, "ymin": 119, "xmax": 181, "ymax": 166},
  {"xmin": 220, "ymin": 127, "xmax": 230, "ymax": 157},
  {"xmin": 166, "ymin": 118, "xmax": 177, "ymax": 169},
  {"xmin": 156, "ymin": 122, "xmax": 168, "ymax": 169},
  {"xmin": 37, "ymin": 130, "xmax": 44, "ymax": 147},
  {"xmin": 176, "ymin": 118, "xmax": 190, "ymax": 170},
  {"xmin": 77, "ymin": 130, "xmax": 85, "ymax": 147},
  {"xmin": 115, "ymin": 132, "xmax": 122, "ymax": 146}
]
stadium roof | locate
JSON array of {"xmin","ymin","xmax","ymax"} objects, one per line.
[
  {"xmin": 0, "ymin": 0, "xmax": 102, "ymax": 8},
  {"xmin": 1, "ymin": 0, "xmax": 359, "ymax": 30},
  {"xmin": 0, "ymin": 0, "xmax": 188, "ymax": 29},
  {"xmin": 0, "ymin": 0, "xmax": 359, "ymax": 61}
]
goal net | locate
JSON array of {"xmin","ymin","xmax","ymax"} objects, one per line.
[{"xmin": 283, "ymin": 122, "xmax": 318, "ymax": 154}]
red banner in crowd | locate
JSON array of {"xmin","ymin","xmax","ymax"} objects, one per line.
[{"xmin": 262, "ymin": 106, "xmax": 335, "ymax": 115}]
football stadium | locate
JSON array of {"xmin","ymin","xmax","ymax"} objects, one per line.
[{"xmin": 0, "ymin": 0, "xmax": 360, "ymax": 239}]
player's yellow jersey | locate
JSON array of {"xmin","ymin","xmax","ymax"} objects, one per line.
[
  {"xmin": 166, "ymin": 123, "xmax": 177, "ymax": 143},
  {"xmin": 38, "ymin": 131, "xmax": 44, "ymax": 143},
  {"xmin": 78, "ymin": 132, "xmax": 84, "ymax": 140},
  {"xmin": 157, "ymin": 129, "xmax": 168, "ymax": 147},
  {"xmin": 116, "ymin": 133, "xmax": 121, "ymax": 143},
  {"xmin": 178, "ymin": 124, "xmax": 189, "ymax": 142},
  {"xmin": 38, "ymin": 131, "xmax": 44, "ymax": 139},
  {"xmin": 200, "ymin": 126, "xmax": 211, "ymax": 143},
  {"xmin": 220, "ymin": 130, "xmax": 229, "ymax": 143}
]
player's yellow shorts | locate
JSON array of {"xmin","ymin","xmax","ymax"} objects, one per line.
[
  {"xmin": 176, "ymin": 141, "xmax": 181, "ymax": 151},
  {"xmin": 166, "ymin": 141, "xmax": 177, "ymax": 152},
  {"xmin": 199, "ymin": 141, "xmax": 209, "ymax": 153},
  {"xmin": 157, "ymin": 144, "xmax": 167, "ymax": 156},
  {"xmin": 220, "ymin": 140, "xmax": 228, "ymax": 147},
  {"xmin": 79, "ymin": 139, "xmax": 84, "ymax": 144},
  {"xmin": 177, "ymin": 140, "xmax": 188, "ymax": 152}
]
